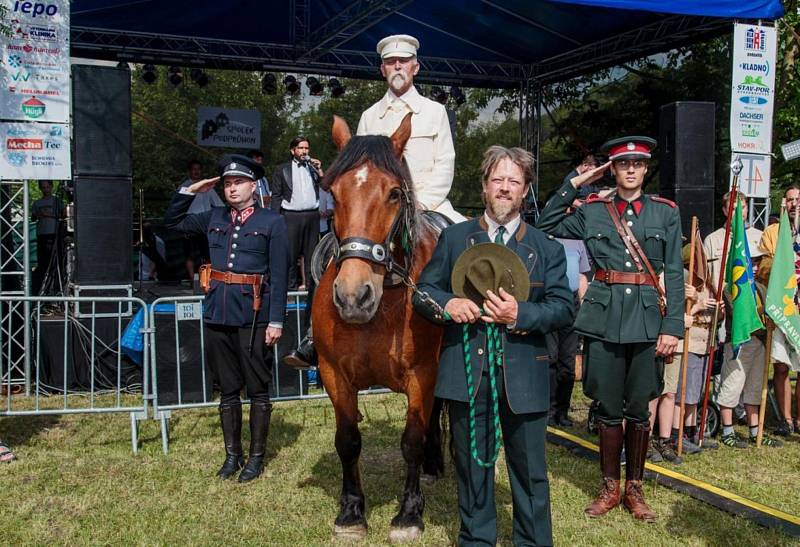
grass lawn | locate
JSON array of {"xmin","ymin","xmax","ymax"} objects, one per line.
[{"xmin": 1, "ymin": 392, "xmax": 798, "ymax": 546}]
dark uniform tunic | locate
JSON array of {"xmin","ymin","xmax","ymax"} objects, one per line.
[
  {"xmin": 164, "ymin": 192, "xmax": 289, "ymax": 404},
  {"xmin": 537, "ymin": 182, "xmax": 684, "ymax": 424}
]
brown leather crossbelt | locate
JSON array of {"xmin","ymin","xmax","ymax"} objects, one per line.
[
  {"xmin": 594, "ymin": 268, "xmax": 656, "ymax": 287},
  {"xmin": 198, "ymin": 264, "xmax": 263, "ymax": 311}
]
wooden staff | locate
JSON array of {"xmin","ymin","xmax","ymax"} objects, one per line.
[
  {"xmin": 757, "ymin": 319, "xmax": 774, "ymax": 447},
  {"xmin": 677, "ymin": 216, "xmax": 698, "ymax": 456},
  {"xmin": 698, "ymin": 160, "xmax": 742, "ymax": 444}
]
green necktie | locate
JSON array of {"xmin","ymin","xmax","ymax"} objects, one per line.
[{"xmin": 494, "ymin": 225, "xmax": 506, "ymax": 245}]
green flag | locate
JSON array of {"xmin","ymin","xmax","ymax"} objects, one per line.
[
  {"xmin": 725, "ymin": 199, "xmax": 764, "ymax": 352},
  {"xmin": 765, "ymin": 211, "xmax": 800, "ymax": 350}
]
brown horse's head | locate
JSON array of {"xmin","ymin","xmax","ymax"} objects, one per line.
[{"xmin": 323, "ymin": 114, "xmax": 414, "ymax": 324}]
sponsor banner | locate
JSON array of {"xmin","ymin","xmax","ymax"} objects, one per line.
[
  {"xmin": 730, "ymin": 23, "xmax": 777, "ymax": 155},
  {"xmin": 0, "ymin": 122, "xmax": 71, "ymax": 179},
  {"xmin": 1, "ymin": 0, "xmax": 70, "ymax": 122},
  {"xmin": 730, "ymin": 153, "xmax": 770, "ymax": 198},
  {"xmin": 197, "ymin": 107, "xmax": 261, "ymax": 149}
]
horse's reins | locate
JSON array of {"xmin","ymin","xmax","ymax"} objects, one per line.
[{"xmin": 329, "ymin": 175, "xmax": 502, "ymax": 467}]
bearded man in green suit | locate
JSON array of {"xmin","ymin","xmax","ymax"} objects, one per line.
[{"xmin": 413, "ymin": 146, "xmax": 574, "ymax": 546}]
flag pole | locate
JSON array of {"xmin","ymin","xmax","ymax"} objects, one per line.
[
  {"xmin": 699, "ymin": 159, "xmax": 743, "ymax": 445},
  {"xmin": 757, "ymin": 318, "xmax": 774, "ymax": 447},
  {"xmin": 677, "ymin": 216, "xmax": 698, "ymax": 456}
]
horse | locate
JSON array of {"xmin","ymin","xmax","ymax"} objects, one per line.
[{"xmin": 313, "ymin": 113, "xmax": 445, "ymax": 542}]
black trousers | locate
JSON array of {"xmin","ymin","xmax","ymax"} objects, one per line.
[
  {"xmin": 204, "ymin": 324, "xmax": 272, "ymax": 405},
  {"xmin": 33, "ymin": 234, "xmax": 58, "ymax": 294},
  {"xmin": 546, "ymin": 323, "xmax": 578, "ymax": 416},
  {"xmin": 282, "ymin": 209, "xmax": 319, "ymax": 291},
  {"xmin": 448, "ymin": 366, "xmax": 552, "ymax": 546}
]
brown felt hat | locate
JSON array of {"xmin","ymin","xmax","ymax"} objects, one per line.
[{"xmin": 451, "ymin": 243, "xmax": 529, "ymax": 306}]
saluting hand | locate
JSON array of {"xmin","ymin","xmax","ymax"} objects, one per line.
[
  {"xmin": 187, "ymin": 177, "xmax": 220, "ymax": 194},
  {"xmin": 570, "ymin": 161, "xmax": 611, "ymax": 189},
  {"xmin": 265, "ymin": 326, "xmax": 282, "ymax": 346},
  {"xmin": 481, "ymin": 288, "xmax": 518, "ymax": 325}
]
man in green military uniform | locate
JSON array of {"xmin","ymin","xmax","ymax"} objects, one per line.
[
  {"xmin": 414, "ymin": 146, "xmax": 574, "ymax": 545},
  {"xmin": 537, "ymin": 136, "xmax": 684, "ymax": 522}
]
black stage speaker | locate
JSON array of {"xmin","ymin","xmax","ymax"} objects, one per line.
[
  {"xmin": 72, "ymin": 65, "xmax": 132, "ymax": 177},
  {"xmin": 74, "ymin": 178, "xmax": 133, "ymax": 284},
  {"xmin": 153, "ymin": 312, "xmax": 212, "ymax": 405},
  {"xmin": 658, "ymin": 102, "xmax": 716, "ymax": 238}
]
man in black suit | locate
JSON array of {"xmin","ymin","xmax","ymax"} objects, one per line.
[{"xmin": 270, "ymin": 136, "xmax": 324, "ymax": 291}]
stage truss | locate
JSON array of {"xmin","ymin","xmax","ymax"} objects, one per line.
[{"xmin": 0, "ymin": 181, "xmax": 31, "ymax": 391}]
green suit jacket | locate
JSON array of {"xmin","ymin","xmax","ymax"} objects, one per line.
[
  {"xmin": 413, "ymin": 216, "xmax": 574, "ymax": 414},
  {"xmin": 536, "ymin": 182, "xmax": 685, "ymax": 343}
]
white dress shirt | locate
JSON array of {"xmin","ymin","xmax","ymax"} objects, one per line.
[
  {"xmin": 357, "ymin": 85, "xmax": 465, "ymax": 223},
  {"xmin": 483, "ymin": 212, "xmax": 521, "ymax": 245},
  {"xmin": 282, "ymin": 160, "xmax": 319, "ymax": 211}
]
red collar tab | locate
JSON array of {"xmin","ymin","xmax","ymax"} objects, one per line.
[
  {"xmin": 231, "ymin": 206, "xmax": 255, "ymax": 224},
  {"xmin": 615, "ymin": 198, "xmax": 643, "ymax": 216}
]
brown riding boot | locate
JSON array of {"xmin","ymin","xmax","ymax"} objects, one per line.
[
  {"xmin": 623, "ymin": 421, "xmax": 657, "ymax": 522},
  {"xmin": 585, "ymin": 422, "xmax": 623, "ymax": 517}
]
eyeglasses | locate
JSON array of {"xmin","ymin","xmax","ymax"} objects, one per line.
[{"xmin": 614, "ymin": 160, "xmax": 647, "ymax": 170}]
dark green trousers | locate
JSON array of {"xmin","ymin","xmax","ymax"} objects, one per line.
[
  {"xmin": 583, "ymin": 337, "xmax": 664, "ymax": 425},
  {"xmin": 448, "ymin": 366, "xmax": 552, "ymax": 546}
]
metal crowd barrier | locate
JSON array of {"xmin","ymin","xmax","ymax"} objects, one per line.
[
  {"xmin": 148, "ymin": 291, "xmax": 388, "ymax": 454},
  {"xmin": 0, "ymin": 292, "xmax": 389, "ymax": 456},
  {"xmin": 0, "ymin": 296, "xmax": 150, "ymax": 454}
]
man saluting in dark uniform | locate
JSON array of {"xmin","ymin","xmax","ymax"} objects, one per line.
[
  {"xmin": 164, "ymin": 154, "xmax": 289, "ymax": 483},
  {"xmin": 537, "ymin": 137, "xmax": 684, "ymax": 522}
]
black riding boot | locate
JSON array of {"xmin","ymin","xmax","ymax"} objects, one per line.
[
  {"xmin": 238, "ymin": 402, "xmax": 272, "ymax": 483},
  {"xmin": 217, "ymin": 403, "xmax": 244, "ymax": 479},
  {"xmin": 283, "ymin": 336, "xmax": 317, "ymax": 371}
]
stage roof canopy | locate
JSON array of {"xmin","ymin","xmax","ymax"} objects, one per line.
[{"xmin": 71, "ymin": 0, "xmax": 785, "ymax": 87}]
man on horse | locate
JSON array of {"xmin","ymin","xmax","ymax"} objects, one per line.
[
  {"xmin": 284, "ymin": 32, "xmax": 466, "ymax": 371},
  {"xmin": 414, "ymin": 146, "xmax": 574, "ymax": 546},
  {"xmin": 357, "ymin": 33, "xmax": 465, "ymax": 225},
  {"xmin": 164, "ymin": 154, "xmax": 289, "ymax": 483}
]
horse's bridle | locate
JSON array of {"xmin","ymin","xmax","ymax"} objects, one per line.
[{"xmin": 330, "ymin": 180, "xmax": 415, "ymax": 285}]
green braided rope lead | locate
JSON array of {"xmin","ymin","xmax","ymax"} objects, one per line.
[
  {"xmin": 468, "ymin": 322, "xmax": 503, "ymax": 467},
  {"xmin": 442, "ymin": 309, "xmax": 503, "ymax": 468}
]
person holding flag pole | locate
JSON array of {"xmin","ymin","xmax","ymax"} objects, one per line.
[
  {"xmin": 702, "ymin": 164, "xmax": 782, "ymax": 449},
  {"xmin": 758, "ymin": 203, "xmax": 800, "ymax": 445},
  {"xmin": 672, "ymin": 222, "xmax": 722, "ymax": 455},
  {"xmin": 758, "ymin": 186, "xmax": 800, "ymax": 437}
]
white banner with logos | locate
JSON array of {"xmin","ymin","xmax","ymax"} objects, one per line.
[
  {"xmin": 730, "ymin": 153, "xmax": 771, "ymax": 198},
  {"xmin": 197, "ymin": 107, "xmax": 261, "ymax": 149},
  {"xmin": 0, "ymin": 0, "xmax": 71, "ymax": 123},
  {"xmin": 0, "ymin": 122, "xmax": 71, "ymax": 179},
  {"xmin": 730, "ymin": 23, "xmax": 777, "ymax": 155}
]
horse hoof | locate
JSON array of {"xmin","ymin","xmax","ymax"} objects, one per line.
[
  {"xmin": 334, "ymin": 523, "xmax": 368, "ymax": 541},
  {"xmin": 420, "ymin": 473, "xmax": 438, "ymax": 486},
  {"xmin": 389, "ymin": 526, "xmax": 422, "ymax": 543}
]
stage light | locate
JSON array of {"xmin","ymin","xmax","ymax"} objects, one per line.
[
  {"xmin": 141, "ymin": 64, "xmax": 157, "ymax": 84},
  {"xmin": 449, "ymin": 86, "xmax": 466, "ymax": 106},
  {"xmin": 306, "ymin": 76, "xmax": 324, "ymax": 96},
  {"xmin": 261, "ymin": 73, "xmax": 277, "ymax": 95},
  {"xmin": 284, "ymin": 75, "xmax": 301, "ymax": 95},
  {"xmin": 431, "ymin": 86, "xmax": 448, "ymax": 105},
  {"xmin": 782, "ymin": 138, "xmax": 800, "ymax": 162},
  {"xmin": 117, "ymin": 61, "xmax": 130, "ymax": 71},
  {"xmin": 328, "ymin": 78, "xmax": 346, "ymax": 98},
  {"xmin": 190, "ymin": 68, "xmax": 209, "ymax": 87},
  {"xmin": 168, "ymin": 66, "xmax": 183, "ymax": 87}
]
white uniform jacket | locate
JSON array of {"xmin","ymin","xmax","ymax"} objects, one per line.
[{"xmin": 357, "ymin": 86, "xmax": 466, "ymax": 223}]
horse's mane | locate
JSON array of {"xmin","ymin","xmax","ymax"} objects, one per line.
[{"xmin": 322, "ymin": 135, "xmax": 431, "ymax": 263}]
